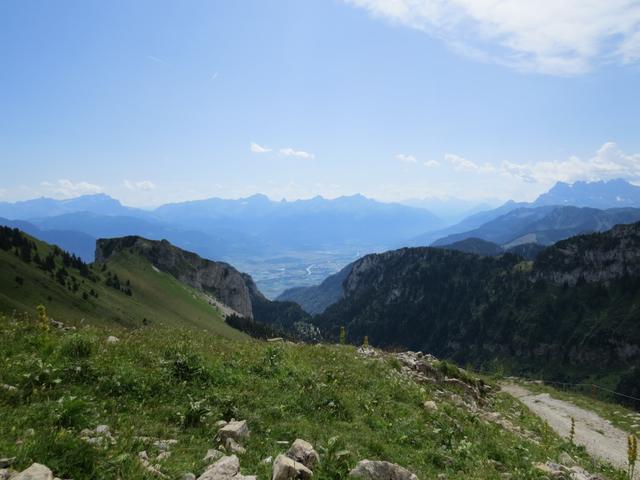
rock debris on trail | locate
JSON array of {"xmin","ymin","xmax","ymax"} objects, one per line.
[{"xmin": 502, "ymin": 383, "xmax": 639, "ymax": 478}]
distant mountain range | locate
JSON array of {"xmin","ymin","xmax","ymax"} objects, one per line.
[
  {"xmin": 0, "ymin": 192, "xmax": 444, "ymax": 255},
  {"xmin": 409, "ymin": 179, "xmax": 640, "ymax": 247},
  {"xmin": 432, "ymin": 206, "xmax": 640, "ymax": 248},
  {"xmin": 3, "ymin": 179, "xmax": 640, "ymax": 296}
]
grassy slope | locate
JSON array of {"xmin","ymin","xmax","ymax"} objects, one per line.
[
  {"xmin": 0, "ymin": 237, "xmax": 246, "ymax": 340},
  {"xmin": 0, "ymin": 315, "xmax": 627, "ymax": 480}
]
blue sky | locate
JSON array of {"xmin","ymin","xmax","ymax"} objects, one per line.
[{"xmin": 1, "ymin": 0, "xmax": 640, "ymax": 206}]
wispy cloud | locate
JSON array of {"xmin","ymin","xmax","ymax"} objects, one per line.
[
  {"xmin": 250, "ymin": 142, "xmax": 272, "ymax": 153},
  {"xmin": 279, "ymin": 147, "xmax": 315, "ymax": 160},
  {"xmin": 395, "ymin": 153, "xmax": 417, "ymax": 163},
  {"xmin": 124, "ymin": 179, "xmax": 156, "ymax": 191},
  {"xmin": 502, "ymin": 142, "xmax": 640, "ymax": 184},
  {"xmin": 147, "ymin": 55, "xmax": 166, "ymax": 64},
  {"xmin": 445, "ymin": 153, "xmax": 494, "ymax": 173},
  {"xmin": 344, "ymin": 0, "xmax": 640, "ymax": 75},
  {"xmin": 40, "ymin": 179, "xmax": 102, "ymax": 198},
  {"xmin": 424, "ymin": 159, "xmax": 440, "ymax": 168}
]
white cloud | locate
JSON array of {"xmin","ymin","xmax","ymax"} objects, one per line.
[
  {"xmin": 40, "ymin": 179, "xmax": 102, "ymax": 198},
  {"xmin": 396, "ymin": 153, "xmax": 417, "ymax": 163},
  {"xmin": 279, "ymin": 147, "xmax": 315, "ymax": 160},
  {"xmin": 424, "ymin": 159, "xmax": 440, "ymax": 167},
  {"xmin": 124, "ymin": 179, "xmax": 156, "ymax": 191},
  {"xmin": 344, "ymin": 0, "xmax": 640, "ymax": 75},
  {"xmin": 502, "ymin": 142, "xmax": 640, "ymax": 184},
  {"xmin": 250, "ymin": 142, "xmax": 272, "ymax": 153},
  {"xmin": 445, "ymin": 153, "xmax": 495, "ymax": 173}
]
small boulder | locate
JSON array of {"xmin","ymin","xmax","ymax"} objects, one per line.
[
  {"xmin": 559, "ymin": 452, "xmax": 577, "ymax": 467},
  {"xmin": 225, "ymin": 438, "xmax": 246, "ymax": 455},
  {"xmin": 218, "ymin": 420, "xmax": 250, "ymax": 442},
  {"xmin": 106, "ymin": 335, "xmax": 120, "ymax": 344},
  {"xmin": 183, "ymin": 474, "xmax": 196, "ymax": 480},
  {"xmin": 95, "ymin": 424, "xmax": 110, "ymax": 435},
  {"xmin": 197, "ymin": 455, "xmax": 240, "ymax": 480},
  {"xmin": 286, "ymin": 439, "xmax": 319, "ymax": 469},
  {"xmin": 1, "ymin": 469, "xmax": 18, "ymax": 480},
  {"xmin": 156, "ymin": 451, "xmax": 171, "ymax": 462},
  {"xmin": 13, "ymin": 463, "xmax": 54, "ymax": 480},
  {"xmin": 348, "ymin": 460, "xmax": 418, "ymax": 480},
  {"xmin": 203, "ymin": 449, "xmax": 225, "ymax": 464},
  {"xmin": 272, "ymin": 454, "xmax": 313, "ymax": 480},
  {"xmin": 153, "ymin": 439, "xmax": 178, "ymax": 451},
  {"xmin": 423, "ymin": 400, "xmax": 438, "ymax": 412},
  {"xmin": 0, "ymin": 459, "xmax": 15, "ymax": 469}
]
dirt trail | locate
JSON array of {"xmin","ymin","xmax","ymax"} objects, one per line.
[{"xmin": 502, "ymin": 383, "xmax": 636, "ymax": 478}]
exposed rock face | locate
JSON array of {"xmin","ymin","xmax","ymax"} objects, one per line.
[
  {"xmin": 348, "ymin": 460, "xmax": 418, "ymax": 480},
  {"xmin": 535, "ymin": 222, "xmax": 640, "ymax": 286},
  {"xmin": 96, "ymin": 236, "xmax": 254, "ymax": 318}
]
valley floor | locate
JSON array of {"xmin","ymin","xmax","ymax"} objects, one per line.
[{"xmin": 502, "ymin": 384, "xmax": 638, "ymax": 478}]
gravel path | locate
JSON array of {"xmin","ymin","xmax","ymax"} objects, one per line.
[{"xmin": 502, "ymin": 383, "xmax": 636, "ymax": 478}]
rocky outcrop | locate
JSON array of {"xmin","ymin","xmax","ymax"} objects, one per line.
[
  {"xmin": 272, "ymin": 454, "xmax": 313, "ymax": 480},
  {"xmin": 348, "ymin": 460, "xmax": 418, "ymax": 480},
  {"xmin": 535, "ymin": 222, "xmax": 640, "ymax": 286},
  {"xmin": 197, "ymin": 455, "xmax": 256, "ymax": 480},
  {"xmin": 96, "ymin": 236, "xmax": 254, "ymax": 318},
  {"xmin": 286, "ymin": 439, "xmax": 319, "ymax": 470}
]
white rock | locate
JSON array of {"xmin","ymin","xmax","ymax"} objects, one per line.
[
  {"xmin": 197, "ymin": 455, "xmax": 240, "ymax": 480},
  {"xmin": 218, "ymin": 420, "xmax": 250, "ymax": 442},
  {"xmin": 95, "ymin": 424, "xmax": 110, "ymax": 434},
  {"xmin": 348, "ymin": 460, "xmax": 418, "ymax": 480},
  {"xmin": 286, "ymin": 439, "xmax": 319, "ymax": 469},
  {"xmin": 225, "ymin": 437, "xmax": 246, "ymax": 455},
  {"xmin": 423, "ymin": 400, "xmax": 438, "ymax": 412},
  {"xmin": 156, "ymin": 451, "xmax": 171, "ymax": 461},
  {"xmin": 272, "ymin": 454, "xmax": 313, "ymax": 480},
  {"xmin": 558, "ymin": 452, "xmax": 577, "ymax": 467},
  {"xmin": 1, "ymin": 469, "xmax": 18, "ymax": 480},
  {"xmin": 203, "ymin": 449, "xmax": 225, "ymax": 464},
  {"xmin": 12, "ymin": 463, "xmax": 54, "ymax": 480},
  {"xmin": 106, "ymin": 335, "xmax": 120, "ymax": 344},
  {"xmin": 154, "ymin": 439, "xmax": 178, "ymax": 451}
]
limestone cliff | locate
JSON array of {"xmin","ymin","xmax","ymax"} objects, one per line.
[{"xmin": 96, "ymin": 236, "xmax": 254, "ymax": 318}]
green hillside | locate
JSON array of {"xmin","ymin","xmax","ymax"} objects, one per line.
[
  {"xmin": 315, "ymin": 223, "xmax": 640, "ymax": 401},
  {"xmin": 0, "ymin": 227, "xmax": 246, "ymax": 340},
  {"xmin": 0, "ymin": 313, "xmax": 626, "ymax": 480}
]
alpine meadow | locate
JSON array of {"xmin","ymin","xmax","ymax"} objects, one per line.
[{"xmin": 2, "ymin": 1, "xmax": 640, "ymax": 479}]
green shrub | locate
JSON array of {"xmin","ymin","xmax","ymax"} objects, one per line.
[
  {"xmin": 163, "ymin": 345, "xmax": 208, "ymax": 382},
  {"xmin": 59, "ymin": 334, "xmax": 95, "ymax": 359},
  {"xmin": 179, "ymin": 396, "xmax": 211, "ymax": 429},
  {"xmin": 52, "ymin": 395, "xmax": 90, "ymax": 428}
]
